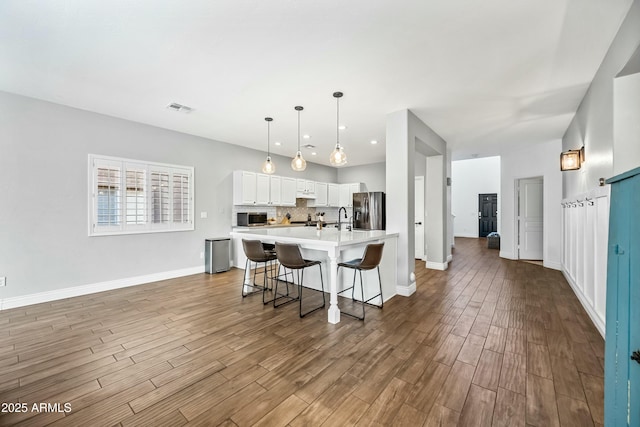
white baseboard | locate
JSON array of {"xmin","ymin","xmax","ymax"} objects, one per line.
[
  {"xmin": 426, "ymin": 261, "xmax": 448, "ymax": 271},
  {"xmin": 447, "ymin": 254, "xmax": 453, "ymax": 263},
  {"xmin": 396, "ymin": 282, "xmax": 416, "ymax": 297},
  {"xmin": 543, "ymin": 260, "xmax": 562, "ymax": 271},
  {"xmin": 561, "ymin": 269, "xmax": 605, "ymax": 338},
  {"xmin": 499, "ymin": 251, "xmax": 515, "ymax": 260},
  {"xmin": 0, "ymin": 266, "xmax": 205, "ymax": 311},
  {"xmin": 454, "ymin": 233, "xmax": 478, "ymax": 238}
]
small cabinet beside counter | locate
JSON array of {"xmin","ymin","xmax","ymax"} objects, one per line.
[{"xmin": 604, "ymin": 166, "xmax": 640, "ymax": 426}]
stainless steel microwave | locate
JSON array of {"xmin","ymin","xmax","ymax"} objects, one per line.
[{"xmin": 237, "ymin": 212, "xmax": 268, "ymax": 226}]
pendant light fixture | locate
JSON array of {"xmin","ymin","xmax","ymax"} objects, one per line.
[
  {"xmin": 291, "ymin": 106, "xmax": 307, "ymax": 171},
  {"xmin": 261, "ymin": 117, "xmax": 276, "ymax": 174},
  {"xmin": 330, "ymin": 91, "xmax": 347, "ymax": 166}
]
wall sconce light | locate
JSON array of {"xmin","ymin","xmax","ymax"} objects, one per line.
[{"xmin": 560, "ymin": 146, "xmax": 584, "ymax": 171}]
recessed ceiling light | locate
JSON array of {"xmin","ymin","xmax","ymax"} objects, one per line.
[
  {"xmin": 274, "ymin": 141, "xmax": 281, "ymax": 146},
  {"xmin": 370, "ymin": 140, "xmax": 378, "ymax": 145},
  {"xmin": 338, "ymin": 125, "xmax": 347, "ymax": 130},
  {"xmin": 303, "ymin": 134, "xmax": 311, "ymax": 139},
  {"xmin": 311, "ymin": 152, "xmax": 317, "ymax": 156},
  {"xmin": 303, "ymin": 144, "xmax": 315, "ymax": 149}
]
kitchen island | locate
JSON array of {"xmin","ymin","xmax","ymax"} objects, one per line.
[{"xmin": 230, "ymin": 227, "xmax": 398, "ymax": 324}]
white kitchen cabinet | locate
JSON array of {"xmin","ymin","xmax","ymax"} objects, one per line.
[
  {"xmin": 310, "ymin": 182, "xmax": 328, "ymax": 207},
  {"xmin": 296, "ymin": 179, "xmax": 316, "ymax": 198},
  {"xmin": 328, "ymin": 184, "xmax": 340, "ymax": 207},
  {"xmin": 270, "ymin": 175, "xmax": 282, "ymax": 205},
  {"xmin": 233, "ymin": 170, "xmax": 281, "ymax": 205},
  {"xmin": 339, "ymin": 182, "xmax": 363, "ymax": 207},
  {"xmin": 281, "ymin": 177, "xmax": 297, "ymax": 206},
  {"xmin": 234, "ymin": 171, "xmax": 257, "ymax": 205},
  {"xmin": 255, "ymin": 173, "xmax": 271, "ymax": 205}
]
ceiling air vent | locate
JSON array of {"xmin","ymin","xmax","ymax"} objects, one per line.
[
  {"xmin": 303, "ymin": 144, "xmax": 316, "ymax": 149},
  {"xmin": 166, "ymin": 102, "xmax": 193, "ymax": 113}
]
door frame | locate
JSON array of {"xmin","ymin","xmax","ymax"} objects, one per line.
[
  {"xmin": 415, "ymin": 176, "xmax": 426, "ymax": 260},
  {"xmin": 515, "ymin": 176, "xmax": 544, "ymax": 261}
]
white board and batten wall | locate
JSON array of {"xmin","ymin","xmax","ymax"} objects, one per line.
[{"xmin": 561, "ymin": 186, "xmax": 609, "ymax": 337}]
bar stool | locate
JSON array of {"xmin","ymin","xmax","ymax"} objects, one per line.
[
  {"xmin": 337, "ymin": 242, "xmax": 385, "ymax": 320},
  {"xmin": 241, "ymin": 239, "xmax": 278, "ymax": 304},
  {"xmin": 274, "ymin": 242, "xmax": 326, "ymax": 318}
]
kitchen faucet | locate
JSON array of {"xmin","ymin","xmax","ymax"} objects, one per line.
[{"xmin": 338, "ymin": 207, "xmax": 348, "ymax": 230}]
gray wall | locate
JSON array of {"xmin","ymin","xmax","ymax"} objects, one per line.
[
  {"xmin": 563, "ymin": 0, "xmax": 640, "ymax": 198},
  {"xmin": 337, "ymin": 162, "xmax": 386, "ymax": 192},
  {"xmin": 0, "ymin": 91, "xmax": 337, "ymax": 299}
]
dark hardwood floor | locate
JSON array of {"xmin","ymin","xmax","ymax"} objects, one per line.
[{"xmin": 0, "ymin": 238, "xmax": 604, "ymax": 426}]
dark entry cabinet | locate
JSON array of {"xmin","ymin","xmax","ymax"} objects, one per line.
[
  {"xmin": 604, "ymin": 166, "xmax": 640, "ymax": 426},
  {"xmin": 478, "ymin": 193, "xmax": 498, "ymax": 237}
]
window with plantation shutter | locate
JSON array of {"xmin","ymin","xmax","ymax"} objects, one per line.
[
  {"xmin": 89, "ymin": 155, "xmax": 194, "ymax": 236},
  {"xmin": 151, "ymin": 170, "xmax": 170, "ymax": 226},
  {"xmin": 173, "ymin": 172, "xmax": 190, "ymax": 224},
  {"xmin": 96, "ymin": 165, "xmax": 121, "ymax": 227}
]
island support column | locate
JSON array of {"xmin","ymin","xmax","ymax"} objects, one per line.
[{"xmin": 327, "ymin": 246, "xmax": 341, "ymax": 324}]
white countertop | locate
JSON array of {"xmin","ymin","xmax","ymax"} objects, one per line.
[{"xmin": 230, "ymin": 227, "xmax": 397, "ymax": 248}]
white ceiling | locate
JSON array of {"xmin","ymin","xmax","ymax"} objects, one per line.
[{"xmin": 0, "ymin": 0, "xmax": 633, "ymax": 165}]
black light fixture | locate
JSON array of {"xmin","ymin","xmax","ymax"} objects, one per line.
[
  {"xmin": 261, "ymin": 117, "xmax": 275, "ymax": 174},
  {"xmin": 291, "ymin": 106, "xmax": 307, "ymax": 171},
  {"xmin": 329, "ymin": 91, "xmax": 347, "ymax": 166},
  {"xmin": 560, "ymin": 146, "xmax": 584, "ymax": 171}
]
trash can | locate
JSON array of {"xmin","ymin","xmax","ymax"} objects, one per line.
[
  {"xmin": 487, "ymin": 232, "xmax": 500, "ymax": 250},
  {"xmin": 205, "ymin": 238, "xmax": 230, "ymax": 273}
]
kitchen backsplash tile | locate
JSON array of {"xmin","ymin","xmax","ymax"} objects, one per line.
[{"xmin": 232, "ymin": 199, "xmax": 345, "ymax": 225}]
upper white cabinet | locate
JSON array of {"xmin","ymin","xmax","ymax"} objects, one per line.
[
  {"xmin": 328, "ymin": 184, "xmax": 340, "ymax": 207},
  {"xmin": 281, "ymin": 177, "xmax": 297, "ymax": 206},
  {"xmin": 234, "ymin": 171, "xmax": 258, "ymax": 205},
  {"xmin": 256, "ymin": 173, "xmax": 271, "ymax": 205},
  {"xmin": 234, "ymin": 171, "xmax": 360, "ymax": 208},
  {"xmin": 310, "ymin": 182, "xmax": 328, "ymax": 207},
  {"xmin": 233, "ymin": 170, "xmax": 285, "ymax": 206},
  {"xmin": 339, "ymin": 183, "xmax": 363, "ymax": 207},
  {"xmin": 269, "ymin": 175, "xmax": 282, "ymax": 205},
  {"xmin": 296, "ymin": 179, "xmax": 316, "ymax": 198}
]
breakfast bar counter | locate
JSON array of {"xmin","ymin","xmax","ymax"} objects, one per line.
[{"xmin": 230, "ymin": 227, "xmax": 399, "ymax": 323}]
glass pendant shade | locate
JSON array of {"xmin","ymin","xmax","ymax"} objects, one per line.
[
  {"xmin": 291, "ymin": 106, "xmax": 306, "ymax": 171},
  {"xmin": 262, "ymin": 156, "xmax": 275, "ymax": 174},
  {"xmin": 330, "ymin": 144, "xmax": 347, "ymax": 166},
  {"xmin": 330, "ymin": 92, "xmax": 347, "ymax": 166},
  {"xmin": 262, "ymin": 117, "xmax": 275, "ymax": 174},
  {"xmin": 291, "ymin": 151, "xmax": 306, "ymax": 171}
]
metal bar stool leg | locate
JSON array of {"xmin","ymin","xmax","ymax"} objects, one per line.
[{"xmin": 359, "ymin": 269, "xmax": 366, "ymax": 320}]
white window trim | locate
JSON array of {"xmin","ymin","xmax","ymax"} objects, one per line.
[{"xmin": 88, "ymin": 154, "xmax": 195, "ymax": 236}]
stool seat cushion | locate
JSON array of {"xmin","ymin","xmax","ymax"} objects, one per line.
[{"xmin": 338, "ymin": 258, "xmax": 363, "ymax": 268}]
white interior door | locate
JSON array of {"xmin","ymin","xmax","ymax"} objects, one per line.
[
  {"xmin": 415, "ymin": 176, "xmax": 425, "ymax": 259},
  {"xmin": 518, "ymin": 177, "xmax": 543, "ymax": 260}
]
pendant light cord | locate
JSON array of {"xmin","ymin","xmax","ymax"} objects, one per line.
[
  {"xmin": 336, "ymin": 96, "xmax": 340, "ymax": 148},
  {"xmin": 267, "ymin": 120, "xmax": 271, "ymax": 157},
  {"xmin": 297, "ymin": 109, "xmax": 301, "ymax": 151}
]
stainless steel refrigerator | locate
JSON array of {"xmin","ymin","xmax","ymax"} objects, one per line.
[{"xmin": 353, "ymin": 192, "xmax": 386, "ymax": 230}]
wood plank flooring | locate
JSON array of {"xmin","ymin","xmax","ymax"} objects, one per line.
[{"xmin": 0, "ymin": 238, "xmax": 604, "ymax": 426}]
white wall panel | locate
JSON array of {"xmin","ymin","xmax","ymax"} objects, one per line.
[{"xmin": 561, "ymin": 186, "xmax": 610, "ymax": 336}]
